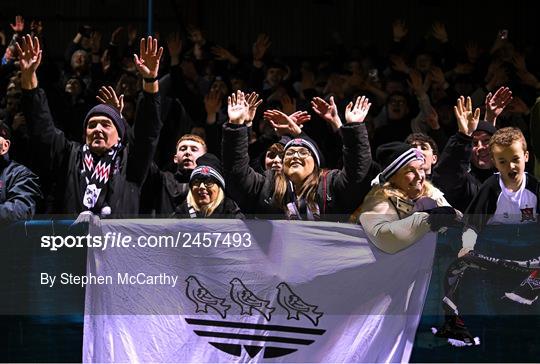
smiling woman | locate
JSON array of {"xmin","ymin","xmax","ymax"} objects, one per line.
[
  {"xmin": 353, "ymin": 142, "xmax": 461, "ymax": 254},
  {"xmin": 222, "ymin": 91, "xmax": 379, "ymax": 221},
  {"xmin": 174, "ymin": 153, "xmax": 244, "ymax": 218}
]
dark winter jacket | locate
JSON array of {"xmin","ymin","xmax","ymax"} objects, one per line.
[
  {"xmin": 175, "ymin": 196, "xmax": 244, "ymax": 219},
  {"xmin": 464, "ymin": 173, "xmax": 540, "ymax": 234},
  {"xmin": 22, "ymin": 88, "xmax": 161, "ymax": 217},
  {"xmin": 432, "ymin": 132, "xmax": 494, "ymax": 213},
  {"xmin": 139, "ymin": 163, "xmax": 191, "ymax": 216},
  {"xmin": 0, "ymin": 155, "xmax": 42, "ymax": 223},
  {"xmin": 222, "ymin": 122, "xmax": 379, "ymax": 220}
]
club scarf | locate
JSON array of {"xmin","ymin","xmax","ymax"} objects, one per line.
[
  {"xmin": 81, "ymin": 143, "xmax": 122, "ymax": 214},
  {"xmin": 285, "ymin": 180, "xmax": 320, "ymax": 221}
]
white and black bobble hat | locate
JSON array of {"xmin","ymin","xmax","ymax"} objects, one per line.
[
  {"xmin": 372, "ymin": 142, "xmax": 425, "ymax": 185},
  {"xmin": 190, "ymin": 153, "xmax": 225, "ymax": 189}
]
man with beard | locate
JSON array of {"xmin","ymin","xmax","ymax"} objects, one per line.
[{"xmin": 432, "ymin": 96, "xmax": 498, "ymax": 213}]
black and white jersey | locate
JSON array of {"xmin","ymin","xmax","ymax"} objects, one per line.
[{"xmin": 464, "ymin": 173, "xmax": 539, "ymax": 234}]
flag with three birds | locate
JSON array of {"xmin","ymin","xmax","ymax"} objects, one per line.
[{"xmin": 83, "ymin": 219, "xmax": 437, "ymax": 363}]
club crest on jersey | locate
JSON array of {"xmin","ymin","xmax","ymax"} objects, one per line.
[{"xmin": 520, "ymin": 207, "xmax": 536, "ymax": 222}]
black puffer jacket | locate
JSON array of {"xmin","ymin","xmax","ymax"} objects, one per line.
[
  {"xmin": 222, "ymin": 122, "xmax": 379, "ymax": 220},
  {"xmin": 432, "ymin": 132, "xmax": 494, "ymax": 213},
  {"xmin": 0, "ymin": 155, "xmax": 42, "ymax": 223},
  {"xmin": 22, "ymin": 88, "xmax": 161, "ymax": 217}
]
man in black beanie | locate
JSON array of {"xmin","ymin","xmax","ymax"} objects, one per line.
[
  {"xmin": 432, "ymin": 96, "xmax": 499, "ymax": 212},
  {"xmin": 18, "ymin": 35, "xmax": 163, "ymax": 217},
  {"xmin": 0, "ymin": 122, "xmax": 42, "ymax": 224}
]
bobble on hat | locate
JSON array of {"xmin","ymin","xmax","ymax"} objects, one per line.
[
  {"xmin": 190, "ymin": 153, "xmax": 226, "ymax": 189},
  {"xmin": 373, "ymin": 142, "xmax": 425, "ymax": 185}
]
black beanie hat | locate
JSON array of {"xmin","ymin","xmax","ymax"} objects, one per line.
[
  {"xmin": 374, "ymin": 142, "xmax": 424, "ymax": 184},
  {"xmin": 284, "ymin": 136, "xmax": 322, "ymax": 167},
  {"xmin": 0, "ymin": 122, "xmax": 11, "ymax": 141},
  {"xmin": 190, "ymin": 153, "xmax": 225, "ymax": 189},
  {"xmin": 83, "ymin": 104, "xmax": 128, "ymax": 141},
  {"xmin": 474, "ymin": 121, "xmax": 497, "ymax": 136}
]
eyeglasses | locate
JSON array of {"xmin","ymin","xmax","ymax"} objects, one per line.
[
  {"xmin": 191, "ymin": 178, "xmax": 216, "ymax": 188},
  {"xmin": 266, "ymin": 152, "xmax": 284, "ymax": 160},
  {"xmin": 284, "ymin": 148, "xmax": 311, "ymax": 159}
]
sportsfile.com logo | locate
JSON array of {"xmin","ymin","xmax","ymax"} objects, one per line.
[{"xmin": 185, "ymin": 276, "xmax": 326, "ymax": 359}]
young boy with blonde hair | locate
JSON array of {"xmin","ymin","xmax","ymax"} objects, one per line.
[{"xmin": 433, "ymin": 127, "xmax": 540, "ymax": 346}]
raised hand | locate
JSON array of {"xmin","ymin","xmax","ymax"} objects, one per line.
[
  {"xmin": 507, "ymin": 97, "xmax": 530, "ymax": 115},
  {"xmin": 10, "ymin": 15, "xmax": 25, "ymax": 33},
  {"xmin": 110, "ymin": 26, "xmax": 124, "ymax": 45},
  {"xmin": 425, "ymin": 107, "xmax": 440, "ymax": 130},
  {"xmin": 96, "ymin": 86, "xmax": 124, "ymax": 114},
  {"xmin": 485, "ymin": 86, "xmax": 513, "ymax": 125},
  {"xmin": 392, "ymin": 20, "xmax": 408, "ymax": 41},
  {"xmin": 167, "ymin": 32, "xmax": 182, "ymax": 65},
  {"xmin": 211, "ymin": 45, "xmax": 238, "ymax": 64},
  {"xmin": 227, "ymin": 90, "xmax": 249, "ymax": 124},
  {"xmin": 16, "ymin": 35, "xmax": 42, "ymax": 75},
  {"xmin": 252, "ymin": 33, "xmax": 271, "ymax": 61},
  {"xmin": 511, "ymin": 53, "xmax": 527, "ymax": 72},
  {"xmin": 204, "ymin": 90, "xmax": 222, "ymax": 116},
  {"xmin": 90, "ymin": 31, "xmax": 102, "ymax": 54},
  {"xmin": 127, "ymin": 24, "xmax": 138, "ymax": 46},
  {"xmin": 390, "ymin": 55, "xmax": 409, "ymax": 74},
  {"xmin": 345, "ymin": 96, "xmax": 371, "ymax": 123},
  {"xmin": 454, "ymin": 96, "xmax": 480, "ymax": 136},
  {"xmin": 517, "ymin": 69, "xmax": 540, "ymax": 88},
  {"xmin": 263, "ymin": 109, "xmax": 303, "ymax": 136},
  {"xmin": 311, "ymin": 96, "xmax": 342, "ymax": 130},
  {"xmin": 289, "ymin": 111, "xmax": 311, "ymax": 125},
  {"xmin": 16, "ymin": 35, "xmax": 42, "ymax": 90},
  {"xmin": 431, "ymin": 22, "xmax": 448, "ymax": 43},
  {"xmin": 101, "ymin": 49, "xmax": 111, "ymax": 73},
  {"xmin": 30, "ymin": 19, "xmax": 43, "ymax": 37},
  {"xmin": 465, "ymin": 41, "xmax": 480, "ymax": 64},
  {"xmin": 245, "ymin": 92, "xmax": 263, "ymax": 123},
  {"xmin": 133, "ymin": 36, "xmax": 164, "ymax": 79},
  {"xmin": 407, "ymin": 69, "xmax": 425, "ymax": 95},
  {"xmin": 429, "ymin": 67, "xmax": 446, "ymax": 85},
  {"xmin": 280, "ymin": 94, "xmax": 296, "ymax": 115}
]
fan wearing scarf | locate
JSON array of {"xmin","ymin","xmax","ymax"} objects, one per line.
[
  {"xmin": 222, "ymin": 91, "xmax": 376, "ymax": 221},
  {"xmin": 174, "ymin": 153, "xmax": 244, "ymax": 218},
  {"xmin": 18, "ymin": 35, "xmax": 163, "ymax": 217},
  {"xmin": 353, "ymin": 142, "xmax": 461, "ymax": 254}
]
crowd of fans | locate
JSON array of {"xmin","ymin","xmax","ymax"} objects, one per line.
[
  {"xmin": 0, "ymin": 15, "xmax": 539, "ymax": 224},
  {"xmin": 2, "ymin": 14, "xmax": 540, "ymax": 348}
]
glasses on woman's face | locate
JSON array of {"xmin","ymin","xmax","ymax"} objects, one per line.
[
  {"xmin": 266, "ymin": 152, "xmax": 284, "ymax": 160},
  {"xmin": 284, "ymin": 148, "xmax": 311, "ymax": 159},
  {"xmin": 191, "ymin": 178, "xmax": 216, "ymax": 188}
]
